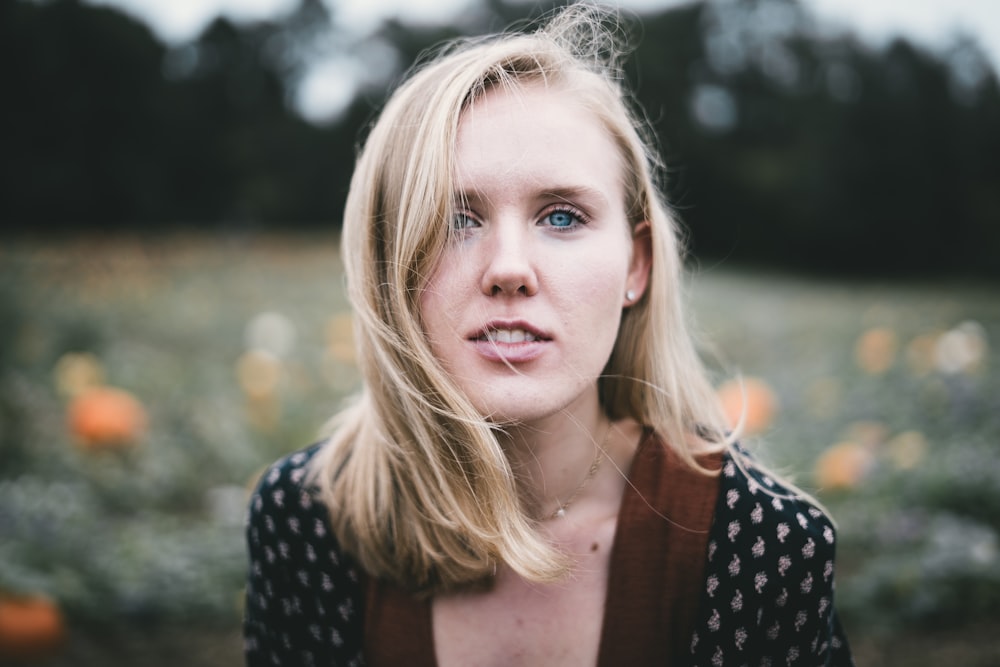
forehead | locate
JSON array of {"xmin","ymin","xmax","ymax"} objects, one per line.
[{"xmin": 454, "ymin": 83, "xmax": 624, "ymax": 201}]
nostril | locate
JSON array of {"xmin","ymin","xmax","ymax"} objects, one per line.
[{"xmin": 490, "ymin": 283, "xmax": 529, "ymax": 296}]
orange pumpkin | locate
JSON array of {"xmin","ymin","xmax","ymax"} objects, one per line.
[
  {"xmin": 854, "ymin": 327, "xmax": 898, "ymax": 375},
  {"xmin": 905, "ymin": 332, "xmax": 940, "ymax": 376},
  {"xmin": 814, "ymin": 441, "xmax": 874, "ymax": 491},
  {"xmin": 716, "ymin": 377, "xmax": 779, "ymax": 436},
  {"xmin": 886, "ymin": 430, "xmax": 929, "ymax": 470},
  {"xmin": 67, "ymin": 386, "xmax": 147, "ymax": 450},
  {"xmin": 0, "ymin": 595, "xmax": 65, "ymax": 660}
]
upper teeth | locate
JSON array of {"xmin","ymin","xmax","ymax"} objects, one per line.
[{"xmin": 487, "ymin": 328, "xmax": 536, "ymax": 343}]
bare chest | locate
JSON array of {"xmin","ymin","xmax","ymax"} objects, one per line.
[{"xmin": 432, "ymin": 521, "xmax": 615, "ymax": 667}]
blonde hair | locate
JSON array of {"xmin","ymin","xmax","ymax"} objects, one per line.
[{"xmin": 309, "ymin": 4, "xmax": 731, "ymax": 594}]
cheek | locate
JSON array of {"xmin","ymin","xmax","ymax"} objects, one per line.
[
  {"xmin": 419, "ymin": 263, "xmax": 469, "ymax": 347},
  {"xmin": 419, "ymin": 284, "xmax": 450, "ymax": 339},
  {"xmin": 549, "ymin": 252, "xmax": 630, "ymax": 315}
]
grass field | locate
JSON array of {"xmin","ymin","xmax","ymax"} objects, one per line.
[{"xmin": 1, "ymin": 233, "xmax": 998, "ymax": 665}]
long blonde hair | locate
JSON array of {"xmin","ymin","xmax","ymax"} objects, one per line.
[{"xmin": 309, "ymin": 4, "xmax": 731, "ymax": 594}]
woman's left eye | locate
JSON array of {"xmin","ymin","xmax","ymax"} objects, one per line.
[{"xmin": 542, "ymin": 209, "xmax": 582, "ymax": 229}]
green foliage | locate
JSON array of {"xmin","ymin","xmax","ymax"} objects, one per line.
[
  {"xmin": 2, "ymin": 237, "xmax": 998, "ymax": 667},
  {"xmin": 692, "ymin": 271, "xmax": 1000, "ymax": 638},
  {"xmin": 0, "ymin": 236, "xmax": 353, "ymax": 631}
]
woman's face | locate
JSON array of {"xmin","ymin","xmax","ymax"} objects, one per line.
[{"xmin": 419, "ymin": 83, "xmax": 650, "ymax": 424}]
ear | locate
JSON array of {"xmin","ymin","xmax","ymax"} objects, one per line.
[{"xmin": 625, "ymin": 221, "xmax": 652, "ymax": 306}]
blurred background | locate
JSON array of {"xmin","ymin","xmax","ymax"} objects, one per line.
[{"xmin": 0, "ymin": 0, "xmax": 998, "ymax": 664}]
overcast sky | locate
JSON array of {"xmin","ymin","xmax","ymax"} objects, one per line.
[{"xmin": 83, "ymin": 0, "xmax": 1000, "ymax": 121}]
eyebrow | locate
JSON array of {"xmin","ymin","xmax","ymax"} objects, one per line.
[
  {"xmin": 539, "ymin": 185, "xmax": 610, "ymax": 207},
  {"xmin": 453, "ymin": 184, "xmax": 611, "ymax": 208}
]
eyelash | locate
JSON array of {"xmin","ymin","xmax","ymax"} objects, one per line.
[
  {"xmin": 452, "ymin": 212, "xmax": 479, "ymax": 230},
  {"xmin": 540, "ymin": 205, "xmax": 589, "ymax": 231},
  {"xmin": 451, "ymin": 206, "xmax": 591, "ymax": 232}
]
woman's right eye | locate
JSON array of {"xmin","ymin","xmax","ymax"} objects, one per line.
[{"xmin": 452, "ymin": 212, "xmax": 479, "ymax": 230}]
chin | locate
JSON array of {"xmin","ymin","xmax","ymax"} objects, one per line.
[
  {"xmin": 483, "ymin": 406, "xmax": 558, "ymax": 426},
  {"xmin": 468, "ymin": 386, "xmax": 593, "ymax": 427}
]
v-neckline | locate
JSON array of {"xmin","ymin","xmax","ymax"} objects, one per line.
[{"xmin": 364, "ymin": 430, "xmax": 721, "ymax": 667}]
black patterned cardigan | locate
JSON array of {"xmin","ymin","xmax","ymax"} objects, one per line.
[{"xmin": 243, "ymin": 442, "xmax": 854, "ymax": 666}]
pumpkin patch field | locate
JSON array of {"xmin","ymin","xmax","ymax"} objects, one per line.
[{"xmin": 1, "ymin": 234, "xmax": 998, "ymax": 665}]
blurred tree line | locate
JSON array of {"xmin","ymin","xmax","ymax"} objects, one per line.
[{"xmin": 2, "ymin": 0, "xmax": 998, "ymax": 277}]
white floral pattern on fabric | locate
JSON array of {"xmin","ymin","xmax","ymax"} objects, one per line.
[
  {"xmin": 689, "ymin": 448, "xmax": 854, "ymax": 666},
  {"xmin": 243, "ymin": 443, "xmax": 365, "ymax": 667}
]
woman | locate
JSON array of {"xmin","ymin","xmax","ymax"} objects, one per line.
[{"xmin": 243, "ymin": 5, "xmax": 853, "ymax": 666}]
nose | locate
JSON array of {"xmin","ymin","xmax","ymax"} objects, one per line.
[{"xmin": 480, "ymin": 222, "xmax": 539, "ymax": 297}]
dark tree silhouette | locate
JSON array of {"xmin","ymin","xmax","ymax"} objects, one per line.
[{"xmin": 1, "ymin": 0, "xmax": 998, "ymax": 277}]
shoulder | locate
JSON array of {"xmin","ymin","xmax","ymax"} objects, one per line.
[
  {"xmin": 713, "ymin": 449, "xmax": 837, "ymax": 563},
  {"xmin": 247, "ymin": 444, "xmax": 333, "ymax": 551},
  {"xmin": 250, "ymin": 444, "xmax": 324, "ymax": 517},
  {"xmin": 246, "ymin": 442, "xmax": 354, "ymax": 572},
  {"xmin": 708, "ymin": 449, "xmax": 838, "ymax": 597},
  {"xmin": 244, "ymin": 444, "xmax": 366, "ymax": 664},
  {"xmin": 253, "ymin": 443, "xmax": 325, "ymax": 499},
  {"xmin": 691, "ymin": 448, "xmax": 848, "ymax": 663}
]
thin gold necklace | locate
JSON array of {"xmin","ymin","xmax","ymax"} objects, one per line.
[{"xmin": 545, "ymin": 423, "xmax": 611, "ymax": 520}]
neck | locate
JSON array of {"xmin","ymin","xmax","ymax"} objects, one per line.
[{"xmin": 499, "ymin": 398, "xmax": 612, "ymax": 520}]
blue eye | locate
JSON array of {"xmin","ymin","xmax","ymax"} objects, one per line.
[
  {"xmin": 544, "ymin": 210, "xmax": 578, "ymax": 228},
  {"xmin": 453, "ymin": 212, "xmax": 479, "ymax": 230}
]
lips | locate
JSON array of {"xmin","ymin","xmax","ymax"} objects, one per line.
[
  {"xmin": 470, "ymin": 320, "xmax": 550, "ymax": 344},
  {"xmin": 469, "ymin": 320, "xmax": 551, "ymax": 363}
]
